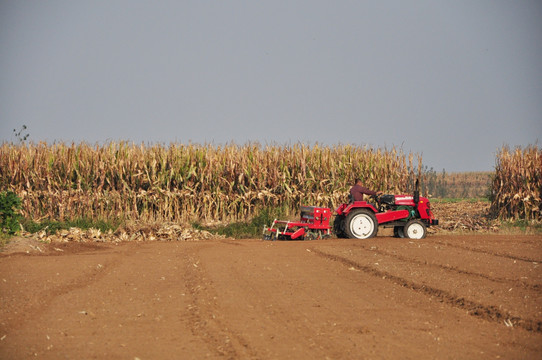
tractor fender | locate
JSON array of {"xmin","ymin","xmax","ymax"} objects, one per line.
[{"xmin": 336, "ymin": 201, "xmax": 378, "ymax": 216}]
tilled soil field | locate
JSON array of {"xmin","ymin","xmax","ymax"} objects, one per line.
[{"xmin": 0, "ymin": 234, "xmax": 541, "ymax": 359}]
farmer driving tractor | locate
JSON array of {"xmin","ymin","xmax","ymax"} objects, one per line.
[{"xmin": 349, "ymin": 178, "xmax": 382, "ymax": 202}]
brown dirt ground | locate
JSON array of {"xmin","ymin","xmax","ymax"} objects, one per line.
[{"xmin": 0, "ymin": 234, "xmax": 541, "ymax": 359}]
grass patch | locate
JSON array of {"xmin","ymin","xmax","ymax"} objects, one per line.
[
  {"xmin": 500, "ymin": 219, "xmax": 542, "ymax": 234},
  {"xmin": 0, "ymin": 233, "xmax": 10, "ymax": 248},
  {"xmin": 193, "ymin": 207, "xmax": 288, "ymax": 238}
]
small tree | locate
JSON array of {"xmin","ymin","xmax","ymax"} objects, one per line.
[{"xmin": 0, "ymin": 191, "xmax": 23, "ymax": 235}]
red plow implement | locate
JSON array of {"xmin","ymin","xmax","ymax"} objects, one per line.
[{"xmin": 263, "ymin": 206, "xmax": 332, "ymax": 240}]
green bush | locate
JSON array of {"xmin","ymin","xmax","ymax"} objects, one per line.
[{"xmin": 0, "ymin": 191, "xmax": 23, "ymax": 235}]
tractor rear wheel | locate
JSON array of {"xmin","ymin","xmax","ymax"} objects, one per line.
[
  {"xmin": 404, "ymin": 219, "xmax": 427, "ymax": 239},
  {"xmin": 345, "ymin": 209, "xmax": 378, "ymax": 239}
]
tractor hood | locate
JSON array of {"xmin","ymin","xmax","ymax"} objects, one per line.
[{"xmin": 394, "ymin": 195, "xmax": 430, "ymax": 206}]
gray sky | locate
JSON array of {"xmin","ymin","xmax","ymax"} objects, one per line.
[{"xmin": 1, "ymin": 1, "xmax": 541, "ymax": 172}]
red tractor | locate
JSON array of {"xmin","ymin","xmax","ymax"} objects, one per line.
[
  {"xmin": 334, "ymin": 182, "xmax": 438, "ymax": 239},
  {"xmin": 263, "ymin": 181, "xmax": 438, "ymax": 240}
]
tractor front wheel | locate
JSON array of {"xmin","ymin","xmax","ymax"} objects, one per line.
[
  {"xmin": 404, "ymin": 219, "xmax": 427, "ymax": 239},
  {"xmin": 345, "ymin": 209, "xmax": 378, "ymax": 239}
]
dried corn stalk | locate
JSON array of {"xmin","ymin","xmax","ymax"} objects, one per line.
[
  {"xmin": 490, "ymin": 145, "xmax": 541, "ymax": 221},
  {"xmin": 0, "ymin": 142, "xmax": 420, "ymax": 223}
]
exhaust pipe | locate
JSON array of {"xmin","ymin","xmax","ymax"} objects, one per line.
[{"xmin": 414, "ymin": 179, "xmax": 420, "ymax": 208}]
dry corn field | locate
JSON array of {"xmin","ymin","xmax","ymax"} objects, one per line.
[
  {"xmin": 490, "ymin": 145, "xmax": 541, "ymax": 221},
  {"xmin": 0, "ymin": 142, "xmax": 423, "ymax": 223}
]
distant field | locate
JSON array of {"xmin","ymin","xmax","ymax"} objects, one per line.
[{"xmin": 423, "ymin": 171, "xmax": 494, "ymax": 199}]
